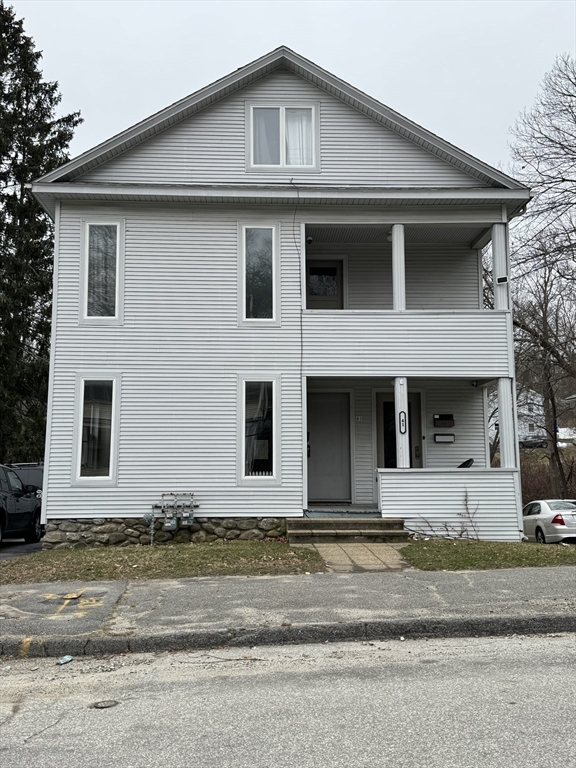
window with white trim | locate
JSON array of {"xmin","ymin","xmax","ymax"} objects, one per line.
[
  {"xmin": 248, "ymin": 104, "xmax": 318, "ymax": 170},
  {"xmin": 82, "ymin": 221, "xmax": 124, "ymax": 323},
  {"xmin": 243, "ymin": 380, "xmax": 275, "ymax": 478},
  {"xmin": 241, "ymin": 225, "xmax": 278, "ymax": 322},
  {"xmin": 75, "ymin": 375, "xmax": 119, "ymax": 484}
]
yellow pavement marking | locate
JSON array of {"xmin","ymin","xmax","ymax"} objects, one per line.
[
  {"xmin": 19, "ymin": 637, "xmax": 32, "ymax": 658},
  {"xmin": 74, "ymin": 596, "xmax": 104, "ymax": 618},
  {"xmin": 43, "ymin": 590, "xmax": 86, "ymax": 616}
]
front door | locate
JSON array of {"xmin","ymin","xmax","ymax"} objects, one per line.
[
  {"xmin": 307, "ymin": 392, "xmax": 351, "ymax": 502},
  {"xmin": 376, "ymin": 392, "xmax": 423, "ymax": 468}
]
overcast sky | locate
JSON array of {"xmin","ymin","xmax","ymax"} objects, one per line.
[{"xmin": 10, "ymin": 0, "xmax": 576, "ymax": 172}]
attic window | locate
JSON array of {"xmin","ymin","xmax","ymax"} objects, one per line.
[{"xmin": 247, "ymin": 103, "xmax": 318, "ymax": 171}]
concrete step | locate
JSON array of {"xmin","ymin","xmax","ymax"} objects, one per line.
[
  {"xmin": 287, "ymin": 517, "xmax": 409, "ymax": 544},
  {"xmin": 289, "ymin": 530, "xmax": 410, "ymax": 544},
  {"xmin": 288, "ymin": 517, "xmax": 404, "ymax": 531}
]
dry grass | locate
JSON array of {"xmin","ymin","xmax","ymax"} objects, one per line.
[
  {"xmin": 0, "ymin": 540, "xmax": 325, "ymax": 585},
  {"xmin": 402, "ymin": 538, "xmax": 576, "ymax": 571}
]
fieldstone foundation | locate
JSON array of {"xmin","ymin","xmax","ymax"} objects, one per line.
[{"xmin": 42, "ymin": 517, "xmax": 287, "ymax": 549}]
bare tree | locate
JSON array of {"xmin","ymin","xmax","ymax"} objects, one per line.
[
  {"xmin": 513, "ymin": 239, "xmax": 576, "ymax": 497},
  {"xmin": 511, "ymin": 54, "xmax": 576, "ymax": 237}
]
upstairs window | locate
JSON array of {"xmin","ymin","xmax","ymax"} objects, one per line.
[
  {"xmin": 248, "ymin": 104, "xmax": 318, "ymax": 171},
  {"xmin": 240, "ymin": 224, "xmax": 279, "ymax": 324},
  {"xmin": 81, "ymin": 220, "xmax": 125, "ymax": 324}
]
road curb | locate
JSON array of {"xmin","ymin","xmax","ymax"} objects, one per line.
[{"xmin": 3, "ymin": 613, "xmax": 576, "ymax": 658}]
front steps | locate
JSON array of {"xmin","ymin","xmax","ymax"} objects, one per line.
[{"xmin": 287, "ymin": 516, "xmax": 409, "ymax": 545}]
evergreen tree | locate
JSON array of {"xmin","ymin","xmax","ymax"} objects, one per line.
[{"xmin": 0, "ymin": 2, "xmax": 81, "ymax": 462}]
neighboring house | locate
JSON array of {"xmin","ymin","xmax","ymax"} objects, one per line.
[
  {"xmin": 516, "ymin": 389, "xmax": 546, "ymax": 441},
  {"xmin": 32, "ymin": 47, "xmax": 530, "ymax": 542}
]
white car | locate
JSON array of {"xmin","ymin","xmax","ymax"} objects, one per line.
[{"xmin": 522, "ymin": 499, "xmax": 576, "ymax": 544}]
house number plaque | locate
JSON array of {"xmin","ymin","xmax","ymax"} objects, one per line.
[{"xmin": 399, "ymin": 411, "xmax": 407, "ymax": 434}]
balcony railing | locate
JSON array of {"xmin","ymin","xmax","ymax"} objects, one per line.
[
  {"xmin": 303, "ymin": 310, "xmax": 512, "ymax": 378},
  {"xmin": 377, "ymin": 467, "xmax": 521, "ymax": 541}
]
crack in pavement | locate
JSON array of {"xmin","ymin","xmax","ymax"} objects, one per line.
[{"xmin": 22, "ymin": 710, "xmax": 70, "ymax": 744}]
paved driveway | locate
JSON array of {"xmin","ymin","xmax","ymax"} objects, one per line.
[{"xmin": 0, "ymin": 539, "xmax": 42, "ymax": 561}]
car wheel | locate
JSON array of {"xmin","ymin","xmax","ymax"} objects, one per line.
[
  {"xmin": 0, "ymin": 516, "xmax": 4, "ymax": 546},
  {"xmin": 519, "ymin": 442, "xmax": 525, "ymax": 449},
  {"xmin": 541, "ymin": 441, "xmax": 548, "ymax": 449},
  {"xmin": 535, "ymin": 527, "xmax": 546, "ymax": 544},
  {"xmin": 24, "ymin": 512, "xmax": 42, "ymax": 544}
]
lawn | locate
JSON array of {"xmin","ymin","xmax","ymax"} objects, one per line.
[
  {"xmin": 402, "ymin": 538, "xmax": 576, "ymax": 571},
  {"xmin": 0, "ymin": 541, "xmax": 325, "ymax": 585}
]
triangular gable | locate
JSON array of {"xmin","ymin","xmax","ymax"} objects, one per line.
[
  {"xmin": 75, "ymin": 69, "xmax": 489, "ymax": 189},
  {"xmin": 38, "ymin": 47, "xmax": 526, "ymax": 190}
]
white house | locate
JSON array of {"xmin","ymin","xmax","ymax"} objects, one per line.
[{"xmin": 32, "ymin": 47, "xmax": 531, "ymax": 544}]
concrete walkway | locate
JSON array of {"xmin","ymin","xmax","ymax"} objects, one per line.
[
  {"xmin": 2, "ymin": 566, "xmax": 576, "ymax": 658},
  {"xmin": 311, "ymin": 543, "xmax": 408, "ymax": 572}
]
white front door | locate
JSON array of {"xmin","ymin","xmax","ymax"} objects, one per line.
[{"xmin": 307, "ymin": 392, "xmax": 352, "ymax": 502}]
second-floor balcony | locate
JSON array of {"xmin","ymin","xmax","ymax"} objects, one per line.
[
  {"xmin": 301, "ymin": 220, "xmax": 512, "ymax": 377},
  {"xmin": 303, "ymin": 310, "xmax": 511, "ymax": 377}
]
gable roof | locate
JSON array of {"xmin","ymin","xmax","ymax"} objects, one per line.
[{"xmin": 38, "ymin": 47, "xmax": 526, "ymax": 190}]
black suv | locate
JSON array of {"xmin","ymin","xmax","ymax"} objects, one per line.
[{"xmin": 0, "ymin": 464, "xmax": 43, "ymax": 544}]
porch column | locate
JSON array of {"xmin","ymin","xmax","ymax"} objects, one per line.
[
  {"xmin": 498, "ymin": 377, "xmax": 516, "ymax": 468},
  {"xmin": 394, "ymin": 376, "xmax": 411, "ymax": 467},
  {"xmin": 391, "ymin": 224, "xmax": 406, "ymax": 311},
  {"xmin": 492, "ymin": 223, "xmax": 510, "ymax": 311}
]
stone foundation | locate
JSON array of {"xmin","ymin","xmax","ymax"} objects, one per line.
[{"xmin": 42, "ymin": 517, "xmax": 287, "ymax": 549}]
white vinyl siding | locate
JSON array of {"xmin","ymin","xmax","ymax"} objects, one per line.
[
  {"xmin": 46, "ymin": 203, "xmax": 304, "ymax": 518},
  {"xmin": 303, "ymin": 312, "xmax": 511, "ymax": 378},
  {"xmin": 79, "ymin": 70, "xmax": 486, "ymax": 188},
  {"xmin": 44, "ymin": 201, "xmax": 510, "ymax": 521},
  {"xmin": 378, "ymin": 469, "xmax": 521, "ymax": 541}
]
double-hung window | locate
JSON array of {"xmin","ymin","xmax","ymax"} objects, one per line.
[
  {"xmin": 248, "ymin": 103, "xmax": 319, "ymax": 171},
  {"xmin": 241, "ymin": 224, "xmax": 279, "ymax": 324},
  {"xmin": 81, "ymin": 220, "xmax": 125, "ymax": 324},
  {"xmin": 74, "ymin": 373, "xmax": 120, "ymax": 485}
]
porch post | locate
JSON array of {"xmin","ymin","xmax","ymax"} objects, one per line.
[
  {"xmin": 498, "ymin": 377, "xmax": 516, "ymax": 468},
  {"xmin": 394, "ymin": 376, "xmax": 411, "ymax": 467},
  {"xmin": 391, "ymin": 224, "xmax": 406, "ymax": 311},
  {"xmin": 492, "ymin": 223, "xmax": 510, "ymax": 311}
]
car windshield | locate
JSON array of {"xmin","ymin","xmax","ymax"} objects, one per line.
[{"xmin": 548, "ymin": 501, "xmax": 576, "ymax": 511}]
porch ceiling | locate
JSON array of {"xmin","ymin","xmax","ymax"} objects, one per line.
[{"xmin": 306, "ymin": 224, "xmax": 489, "ymax": 247}]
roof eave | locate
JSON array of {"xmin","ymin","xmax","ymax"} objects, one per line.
[{"xmin": 30, "ymin": 181, "xmax": 531, "ymax": 221}]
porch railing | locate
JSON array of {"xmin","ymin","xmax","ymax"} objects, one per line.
[{"xmin": 377, "ymin": 467, "xmax": 521, "ymax": 541}]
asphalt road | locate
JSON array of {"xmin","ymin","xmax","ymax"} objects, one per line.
[{"xmin": 1, "ymin": 634, "xmax": 575, "ymax": 767}]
